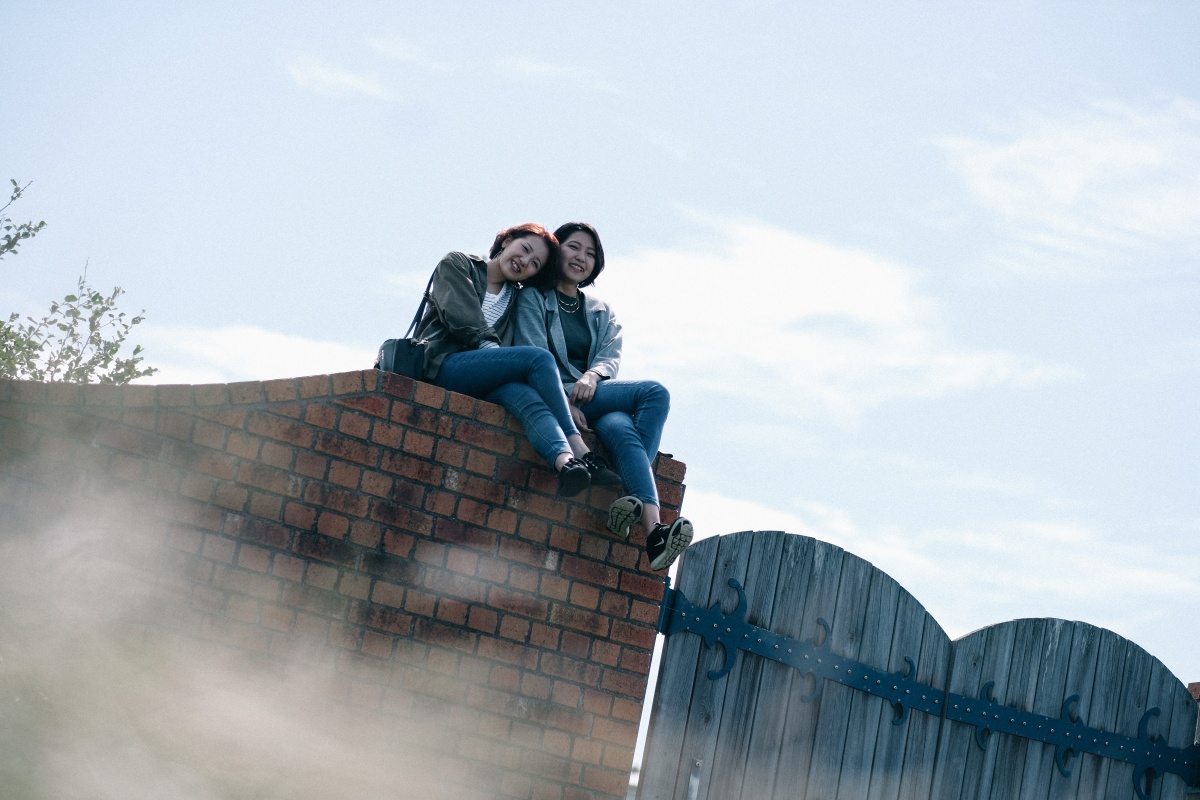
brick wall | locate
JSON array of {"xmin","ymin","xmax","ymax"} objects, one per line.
[{"xmin": 0, "ymin": 370, "xmax": 687, "ymax": 800}]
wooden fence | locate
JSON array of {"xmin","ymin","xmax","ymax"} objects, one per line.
[{"xmin": 637, "ymin": 530, "xmax": 1199, "ymax": 800}]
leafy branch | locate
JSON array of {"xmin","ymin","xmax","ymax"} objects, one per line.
[
  {"xmin": 1, "ymin": 178, "xmax": 157, "ymax": 383},
  {"xmin": 3, "ymin": 276, "xmax": 157, "ymax": 383},
  {"xmin": 1, "ymin": 179, "xmax": 47, "ymax": 259}
]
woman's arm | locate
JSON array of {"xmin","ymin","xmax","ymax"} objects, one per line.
[
  {"xmin": 586, "ymin": 303, "xmax": 622, "ymax": 380},
  {"xmin": 429, "ymin": 252, "xmax": 500, "ymax": 348},
  {"xmin": 514, "ymin": 287, "xmax": 551, "ymax": 350}
]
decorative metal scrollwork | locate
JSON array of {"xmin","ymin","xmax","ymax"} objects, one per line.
[{"xmin": 657, "ymin": 577, "xmax": 1200, "ymax": 799}]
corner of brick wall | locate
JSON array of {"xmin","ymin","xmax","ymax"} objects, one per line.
[{"xmin": 0, "ymin": 370, "xmax": 686, "ymax": 800}]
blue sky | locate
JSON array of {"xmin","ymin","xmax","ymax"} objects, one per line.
[{"xmin": 4, "ymin": 1, "xmax": 1199, "ymax": 690}]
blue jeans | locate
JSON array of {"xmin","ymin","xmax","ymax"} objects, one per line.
[
  {"xmin": 434, "ymin": 347, "xmax": 579, "ymax": 467},
  {"xmin": 578, "ymin": 380, "xmax": 670, "ymax": 506}
]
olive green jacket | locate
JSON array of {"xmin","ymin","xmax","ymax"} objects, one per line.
[{"xmin": 413, "ymin": 252, "xmax": 517, "ymax": 380}]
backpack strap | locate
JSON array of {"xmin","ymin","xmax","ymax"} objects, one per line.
[{"xmin": 405, "ymin": 271, "xmax": 437, "ymax": 338}]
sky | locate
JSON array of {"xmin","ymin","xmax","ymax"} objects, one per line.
[{"xmin": 3, "ymin": 0, "xmax": 1198, "ymax": 701}]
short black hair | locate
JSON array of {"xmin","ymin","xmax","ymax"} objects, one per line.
[{"xmin": 551, "ymin": 222, "xmax": 605, "ymax": 288}]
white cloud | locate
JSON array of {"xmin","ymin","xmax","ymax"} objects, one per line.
[
  {"xmin": 600, "ymin": 220, "xmax": 1067, "ymax": 422},
  {"xmin": 940, "ymin": 99, "xmax": 1200, "ymax": 275},
  {"xmin": 368, "ymin": 36, "xmax": 454, "ymax": 72},
  {"xmin": 135, "ymin": 324, "xmax": 373, "ymax": 385},
  {"xmin": 286, "ymin": 55, "xmax": 399, "ymax": 102},
  {"xmin": 492, "ymin": 56, "xmax": 627, "ymax": 96},
  {"xmin": 681, "ymin": 488, "xmax": 1200, "ymax": 676}
]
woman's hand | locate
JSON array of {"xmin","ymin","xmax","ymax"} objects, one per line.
[
  {"xmin": 569, "ymin": 404, "xmax": 590, "ymax": 432},
  {"xmin": 571, "ymin": 371, "xmax": 599, "ymax": 404}
]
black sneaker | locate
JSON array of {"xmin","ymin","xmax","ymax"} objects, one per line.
[
  {"xmin": 556, "ymin": 458, "xmax": 591, "ymax": 497},
  {"xmin": 606, "ymin": 495, "xmax": 643, "ymax": 540},
  {"xmin": 646, "ymin": 518, "xmax": 693, "ymax": 571},
  {"xmin": 581, "ymin": 452, "xmax": 622, "ymax": 487}
]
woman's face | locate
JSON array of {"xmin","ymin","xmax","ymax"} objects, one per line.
[
  {"xmin": 558, "ymin": 231, "xmax": 597, "ymax": 287},
  {"xmin": 495, "ymin": 235, "xmax": 549, "ymax": 283}
]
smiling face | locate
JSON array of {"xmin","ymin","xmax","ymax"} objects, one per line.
[
  {"xmin": 494, "ymin": 234, "xmax": 550, "ymax": 283},
  {"xmin": 557, "ymin": 230, "xmax": 597, "ymax": 289}
]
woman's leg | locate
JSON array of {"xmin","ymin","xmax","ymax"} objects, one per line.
[
  {"xmin": 580, "ymin": 380, "xmax": 670, "ymax": 457},
  {"xmin": 579, "ymin": 380, "xmax": 670, "ymax": 506},
  {"xmin": 485, "ymin": 382, "xmax": 574, "ymax": 469}
]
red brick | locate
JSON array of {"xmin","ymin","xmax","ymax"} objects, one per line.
[
  {"xmin": 379, "ymin": 371, "xmax": 416, "ymax": 399},
  {"xmin": 371, "ymin": 501, "xmax": 433, "ymax": 535},
  {"xmin": 549, "ymin": 527, "xmax": 580, "ymax": 554},
  {"xmin": 488, "ymin": 586, "xmax": 549, "ymax": 620},
  {"xmin": 338, "ymin": 411, "xmax": 372, "ymax": 440},
  {"xmin": 521, "ymin": 493, "xmax": 568, "ymax": 524},
  {"xmin": 590, "ymin": 641, "xmax": 620, "ymax": 668},
  {"xmin": 499, "ymin": 615, "xmax": 530, "ymax": 642},
  {"xmin": 549, "ymin": 605, "xmax": 609, "ymax": 637},
  {"xmin": 517, "ymin": 516, "xmax": 549, "ymax": 543},
  {"xmin": 349, "ymin": 519, "xmax": 383, "ymax": 548},
  {"xmin": 224, "ymin": 380, "xmax": 262, "ymax": 404},
  {"xmin": 371, "ymin": 420, "xmax": 405, "ymax": 448},
  {"xmin": 560, "ymin": 631, "xmax": 591, "ymax": 660},
  {"xmin": 619, "ymin": 571, "xmax": 665, "ymax": 601},
  {"xmin": 259, "ymin": 441, "xmax": 294, "ymax": 470},
  {"xmin": 610, "ymin": 620, "xmax": 655, "ymax": 650},
  {"xmin": 272, "ymin": 554, "xmax": 305, "ymax": 582},
  {"xmin": 293, "ymin": 531, "xmax": 357, "ymax": 566},
  {"xmin": 530, "ymin": 623, "xmax": 560, "ymax": 650},
  {"xmin": 361, "ymin": 630, "xmax": 394, "ymax": 659},
  {"xmin": 226, "ymin": 431, "xmax": 261, "ymax": 459},
  {"xmin": 247, "ymin": 411, "xmax": 314, "ymax": 447},
  {"xmin": 447, "ymin": 546, "xmax": 479, "ymax": 575},
  {"xmin": 498, "ymin": 538, "xmax": 554, "ymax": 569},
  {"xmin": 561, "ymin": 555, "xmax": 618, "ymax": 589},
  {"xmin": 327, "ymin": 459, "xmax": 361, "ymax": 489},
  {"xmin": 263, "ymin": 378, "xmax": 298, "ymax": 402},
  {"xmin": 338, "ymin": 394, "xmax": 390, "ymax": 418},
  {"xmin": 360, "ymin": 470, "xmax": 392, "ymax": 498},
  {"xmin": 599, "ymin": 669, "xmax": 646, "ymax": 700},
  {"xmin": 294, "ymin": 450, "xmax": 327, "ymax": 478},
  {"xmin": 305, "ymin": 404, "xmax": 337, "ymax": 429},
  {"xmin": 331, "ymin": 370, "xmax": 369, "ymax": 395},
  {"xmin": 283, "ymin": 502, "xmax": 317, "ymax": 530},
  {"xmin": 214, "ymin": 483, "xmax": 248, "ymax": 511},
  {"xmin": 372, "ymin": 581, "xmax": 405, "ymax": 608},
  {"xmin": 413, "ymin": 382, "xmax": 446, "ymax": 408},
  {"xmin": 539, "ymin": 574, "xmax": 569, "ymax": 602},
  {"xmin": 360, "ymin": 604, "xmax": 413, "ymax": 636},
  {"xmin": 468, "ymin": 606, "xmax": 498, "ymax": 633},
  {"xmin": 434, "ymin": 439, "xmax": 466, "ymax": 467},
  {"xmin": 437, "ymin": 599, "xmax": 468, "ymax": 625},
  {"xmin": 454, "ymin": 421, "xmax": 516, "ymax": 455},
  {"xmin": 316, "ymin": 431, "xmax": 378, "ymax": 466},
  {"xmin": 653, "ymin": 455, "xmax": 686, "ymax": 482},
  {"xmin": 338, "ymin": 572, "xmax": 371, "ymax": 601},
  {"xmin": 248, "ymin": 491, "xmax": 282, "ymax": 520}
]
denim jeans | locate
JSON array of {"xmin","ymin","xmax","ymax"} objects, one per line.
[
  {"xmin": 578, "ymin": 380, "xmax": 670, "ymax": 506},
  {"xmin": 434, "ymin": 346, "xmax": 579, "ymax": 467}
]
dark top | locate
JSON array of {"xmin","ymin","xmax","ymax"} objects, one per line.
[{"xmin": 556, "ymin": 292, "xmax": 592, "ymax": 376}]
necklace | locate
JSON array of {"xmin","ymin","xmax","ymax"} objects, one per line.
[{"xmin": 556, "ymin": 291, "xmax": 581, "ymax": 313}]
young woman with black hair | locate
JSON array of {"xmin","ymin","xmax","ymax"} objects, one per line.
[
  {"xmin": 515, "ymin": 222, "xmax": 693, "ymax": 571},
  {"xmin": 413, "ymin": 223, "xmax": 619, "ymax": 497}
]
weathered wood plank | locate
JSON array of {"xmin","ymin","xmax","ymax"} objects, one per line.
[
  {"xmin": 734, "ymin": 533, "xmax": 819, "ymax": 800},
  {"xmin": 705, "ymin": 531, "xmax": 787, "ymax": 799},
  {"xmin": 981, "ymin": 619, "xmax": 1045, "ymax": 798},
  {"xmin": 636, "ymin": 534, "xmax": 720, "ymax": 800},
  {"xmin": 769, "ymin": 539, "xmax": 847, "ymax": 798},
  {"xmin": 802, "ymin": 551, "xmax": 877, "ymax": 798},
  {"xmin": 1013, "ymin": 618, "xmax": 1074, "ymax": 800},
  {"xmin": 1044, "ymin": 622, "xmax": 1102, "ymax": 799},
  {"xmin": 665, "ymin": 532, "xmax": 755, "ymax": 799},
  {"xmin": 834, "ymin": 566, "xmax": 903, "ymax": 798},
  {"xmin": 1074, "ymin": 628, "xmax": 1131, "ymax": 799},
  {"xmin": 895, "ymin": 600, "xmax": 952, "ymax": 800}
]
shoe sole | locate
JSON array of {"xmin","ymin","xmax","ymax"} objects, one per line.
[
  {"xmin": 606, "ymin": 496, "xmax": 643, "ymax": 540},
  {"xmin": 649, "ymin": 518, "xmax": 693, "ymax": 571}
]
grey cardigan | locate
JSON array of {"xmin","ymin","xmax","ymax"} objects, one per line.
[{"xmin": 515, "ymin": 287, "xmax": 622, "ymax": 392}]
